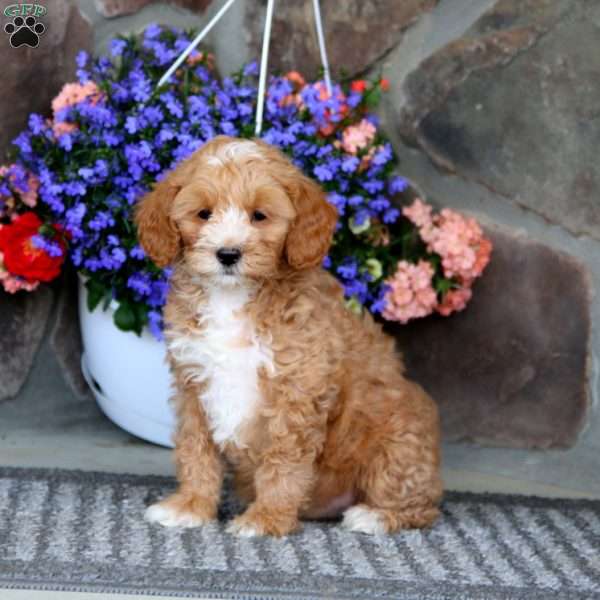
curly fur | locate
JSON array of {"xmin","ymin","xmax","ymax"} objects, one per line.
[{"xmin": 135, "ymin": 136, "xmax": 442, "ymax": 537}]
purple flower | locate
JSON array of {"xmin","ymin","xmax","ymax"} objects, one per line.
[
  {"xmin": 130, "ymin": 245, "xmax": 146, "ymax": 260},
  {"xmin": 370, "ymin": 284, "xmax": 390, "ymax": 314},
  {"xmin": 372, "ymin": 143, "xmax": 393, "ymax": 166},
  {"xmin": 362, "ymin": 180, "xmax": 385, "ymax": 194},
  {"xmin": 125, "ymin": 116, "xmax": 139, "ymax": 134},
  {"xmin": 110, "ymin": 39, "xmax": 127, "ymax": 57},
  {"xmin": 32, "ymin": 235, "xmax": 64, "ymax": 258},
  {"xmin": 389, "ymin": 175, "xmax": 408, "ymax": 194},
  {"xmin": 127, "ymin": 272, "xmax": 152, "ymax": 297},
  {"xmin": 58, "ymin": 133, "xmax": 73, "ymax": 152},
  {"xmin": 243, "ymin": 62, "xmax": 259, "ymax": 77},
  {"xmin": 369, "ymin": 195, "xmax": 390, "ymax": 212},
  {"xmin": 327, "ymin": 192, "xmax": 347, "ymax": 215},
  {"xmin": 314, "ymin": 164, "xmax": 334, "ymax": 182},
  {"xmin": 64, "ymin": 181, "xmax": 87, "ymax": 196},
  {"xmin": 28, "ymin": 114, "xmax": 45, "ymax": 135},
  {"xmin": 337, "ymin": 259, "xmax": 358, "ymax": 280},
  {"xmin": 383, "ymin": 207, "xmax": 400, "ymax": 224},
  {"xmin": 144, "ymin": 24, "xmax": 162, "ymax": 39},
  {"xmin": 13, "ymin": 132, "xmax": 32, "ymax": 154},
  {"xmin": 76, "ymin": 50, "xmax": 89, "ymax": 68},
  {"xmin": 341, "ymin": 156, "xmax": 360, "ymax": 173},
  {"xmin": 147, "ymin": 310, "xmax": 164, "ymax": 341},
  {"xmin": 354, "ymin": 209, "xmax": 370, "ymax": 226}
]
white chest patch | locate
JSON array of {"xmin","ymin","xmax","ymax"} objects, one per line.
[{"xmin": 168, "ymin": 285, "xmax": 274, "ymax": 447}]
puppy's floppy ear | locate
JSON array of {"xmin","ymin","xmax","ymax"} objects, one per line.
[
  {"xmin": 134, "ymin": 174, "xmax": 182, "ymax": 268},
  {"xmin": 285, "ymin": 174, "xmax": 338, "ymax": 270}
]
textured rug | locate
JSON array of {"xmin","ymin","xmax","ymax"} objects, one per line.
[{"xmin": 0, "ymin": 467, "xmax": 599, "ymax": 600}]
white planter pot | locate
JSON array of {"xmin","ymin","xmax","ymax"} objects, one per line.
[{"xmin": 78, "ymin": 277, "xmax": 176, "ymax": 447}]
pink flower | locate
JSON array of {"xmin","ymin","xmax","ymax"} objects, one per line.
[
  {"xmin": 435, "ymin": 287, "xmax": 472, "ymax": 316},
  {"xmin": 0, "ymin": 251, "xmax": 39, "ymax": 293},
  {"xmin": 341, "ymin": 119, "xmax": 376, "ymax": 154},
  {"xmin": 0, "ymin": 164, "xmax": 39, "ymax": 209},
  {"xmin": 20, "ymin": 172, "xmax": 39, "ymax": 207},
  {"xmin": 403, "ymin": 198, "xmax": 433, "ymax": 229},
  {"xmin": 52, "ymin": 121, "xmax": 77, "ymax": 137},
  {"xmin": 404, "ymin": 199, "xmax": 493, "ymax": 283},
  {"xmin": 400, "ymin": 199, "xmax": 493, "ymax": 318},
  {"xmin": 186, "ymin": 51, "xmax": 204, "ymax": 66},
  {"xmin": 51, "ymin": 81, "xmax": 101, "ymax": 114},
  {"xmin": 51, "ymin": 81, "xmax": 102, "ymax": 137},
  {"xmin": 383, "ymin": 260, "xmax": 438, "ymax": 323}
]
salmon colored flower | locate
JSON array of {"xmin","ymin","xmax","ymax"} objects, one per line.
[
  {"xmin": 51, "ymin": 81, "xmax": 102, "ymax": 137},
  {"xmin": 52, "ymin": 81, "xmax": 101, "ymax": 114},
  {"xmin": 379, "ymin": 78, "xmax": 390, "ymax": 91},
  {"xmin": 0, "ymin": 165, "xmax": 39, "ymax": 209},
  {"xmin": 341, "ymin": 119, "xmax": 377, "ymax": 154},
  {"xmin": 403, "ymin": 199, "xmax": 492, "ymax": 283},
  {"xmin": 186, "ymin": 51, "xmax": 204, "ymax": 66},
  {"xmin": 435, "ymin": 287, "xmax": 472, "ymax": 316},
  {"xmin": 383, "ymin": 260, "xmax": 438, "ymax": 323},
  {"xmin": 402, "ymin": 198, "xmax": 433, "ymax": 229},
  {"xmin": 401, "ymin": 198, "xmax": 493, "ymax": 318},
  {"xmin": 285, "ymin": 70, "xmax": 306, "ymax": 89},
  {"xmin": 0, "ymin": 266, "xmax": 39, "ymax": 293}
]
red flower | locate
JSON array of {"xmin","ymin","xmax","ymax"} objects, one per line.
[
  {"xmin": 0, "ymin": 212, "xmax": 66, "ymax": 283},
  {"xmin": 351, "ymin": 80, "xmax": 367, "ymax": 93},
  {"xmin": 379, "ymin": 78, "xmax": 390, "ymax": 91}
]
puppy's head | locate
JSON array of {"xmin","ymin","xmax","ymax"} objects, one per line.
[{"xmin": 135, "ymin": 136, "xmax": 337, "ymax": 285}]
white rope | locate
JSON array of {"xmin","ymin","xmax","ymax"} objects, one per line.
[
  {"xmin": 311, "ymin": 0, "xmax": 332, "ymax": 96},
  {"xmin": 254, "ymin": 0, "xmax": 276, "ymax": 136},
  {"xmin": 156, "ymin": 0, "xmax": 239, "ymax": 89}
]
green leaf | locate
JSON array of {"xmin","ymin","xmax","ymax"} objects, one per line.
[
  {"xmin": 133, "ymin": 302, "xmax": 149, "ymax": 331},
  {"xmin": 113, "ymin": 301, "xmax": 137, "ymax": 333},
  {"xmin": 86, "ymin": 279, "xmax": 106, "ymax": 313}
]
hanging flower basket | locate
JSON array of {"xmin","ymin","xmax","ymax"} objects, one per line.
[{"xmin": 3, "ymin": 25, "xmax": 492, "ymax": 445}]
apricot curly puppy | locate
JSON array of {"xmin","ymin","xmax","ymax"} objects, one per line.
[{"xmin": 136, "ymin": 136, "xmax": 442, "ymax": 537}]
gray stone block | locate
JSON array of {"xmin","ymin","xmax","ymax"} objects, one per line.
[
  {"xmin": 245, "ymin": 0, "xmax": 438, "ymax": 79},
  {"xmin": 389, "ymin": 225, "xmax": 592, "ymax": 449},
  {"xmin": 0, "ymin": 287, "xmax": 54, "ymax": 402},
  {"xmin": 94, "ymin": 0, "xmax": 212, "ymax": 18},
  {"xmin": 398, "ymin": 0, "xmax": 600, "ymax": 240},
  {"xmin": 50, "ymin": 273, "xmax": 91, "ymax": 400}
]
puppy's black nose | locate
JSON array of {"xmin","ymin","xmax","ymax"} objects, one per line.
[{"xmin": 216, "ymin": 247, "xmax": 242, "ymax": 266}]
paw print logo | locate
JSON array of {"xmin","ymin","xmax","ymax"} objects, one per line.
[{"xmin": 4, "ymin": 15, "xmax": 45, "ymax": 48}]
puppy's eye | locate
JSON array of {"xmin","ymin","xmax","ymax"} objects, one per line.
[
  {"xmin": 252, "ymin": 210, "xmax": 267, "ymax": 222},
  {"xmin": 198, "ymin": 209, "xmax": 212, "ymax": 220}
]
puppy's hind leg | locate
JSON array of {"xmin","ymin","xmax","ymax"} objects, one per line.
[
  {"xmin": 344, "ymin": 451, "xmax": 442, "ymax": 534},
  {"xmin": 343, "ymin": 391, "xmax": 442, "ymax": 535}
]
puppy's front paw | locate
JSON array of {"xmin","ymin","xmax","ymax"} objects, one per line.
[
  {"xmin": 226, "ymin": 506, "xmax": 299, "ymax": 538},
  {"xmin": 145, "ymin": 493, "xmax": 216, "ymax": 528}
]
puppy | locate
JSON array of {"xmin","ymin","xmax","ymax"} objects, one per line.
[{"xmin": 135, "ymin": 136, "xmax": 442, "ymax": 537}]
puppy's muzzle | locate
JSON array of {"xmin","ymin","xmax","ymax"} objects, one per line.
[{"xmin": 216, "ymin": 247, "xmax": 242, "ymax": 267}]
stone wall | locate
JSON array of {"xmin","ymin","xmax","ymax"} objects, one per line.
[{"xmin": 0, "ymin": 0, "xmax": 597, "ymax": 449}]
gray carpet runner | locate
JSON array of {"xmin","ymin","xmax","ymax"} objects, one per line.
[{"xmin": 0, "ymin": 467, "xmax": 599, "ymax": 599}]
